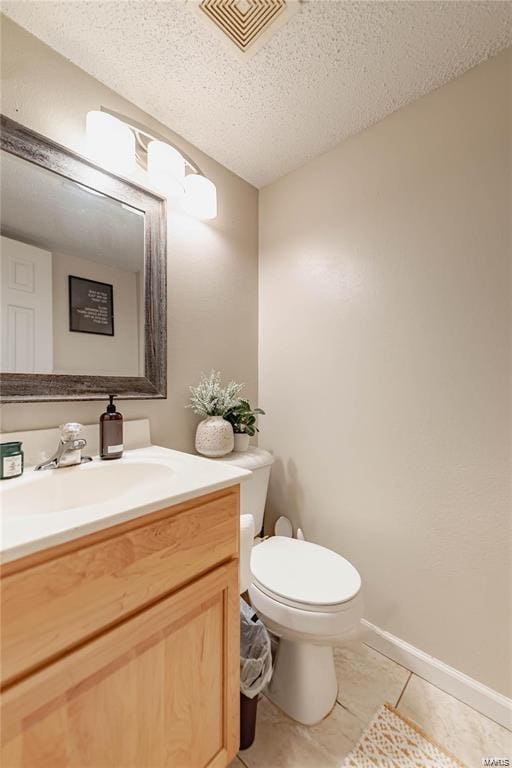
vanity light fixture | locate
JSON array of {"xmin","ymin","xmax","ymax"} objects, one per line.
[
  {"xmin": 86, "ymin": 111, "xmax": 136, "ymax": 175},
  {"xmin": 147, "ymin": 140, "xmax": 186, "ymax": 201},
  {"xmin": 85, "ymin": 109, "xmax": 218, "ymax": 220}
]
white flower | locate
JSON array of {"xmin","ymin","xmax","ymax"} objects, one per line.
[{"xmin": 187, "ymin": 370, "xmax": 244, "ymax": 417}]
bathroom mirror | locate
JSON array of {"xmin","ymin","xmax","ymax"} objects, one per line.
[{"xmin": 0, "ymin": 116, "xmax": 167, "ymax": 402}]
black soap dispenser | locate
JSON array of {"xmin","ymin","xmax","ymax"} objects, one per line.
[{"xmin": 100, "ymin": 395, "xmax": 123, "ymax": 460}]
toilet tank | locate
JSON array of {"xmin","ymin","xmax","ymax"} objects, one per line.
[{"xmin": 215, "ymin": 447, "xmax": 273, "ymax": 534}]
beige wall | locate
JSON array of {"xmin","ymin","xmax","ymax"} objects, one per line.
[
  {"xmin": 259, "ymin": 49, "xmax": 511, "ymax": 696},
  {"xmin": 0, "ymin": 16, "xmax": 258, "ymax": 450},
  {"xmin": 52, "ymin": 251, "xmax": 140, "ymax": 376}
]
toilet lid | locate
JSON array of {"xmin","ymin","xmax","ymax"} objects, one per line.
[{"xmin": 250, "ymin": 537, "xmax": 361, "ymax": 608}]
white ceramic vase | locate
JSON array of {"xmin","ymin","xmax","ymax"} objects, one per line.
[
  {"xmin": 233, "ymin": 433, "xmax": 250, "ymax": 452},
  {"xmin": 195, "ymin": 416, "xmax": 234, "ymax": 457}
]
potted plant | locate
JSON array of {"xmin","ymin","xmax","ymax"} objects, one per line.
[
  {"xmin": 188, "ymin": 370, "xmax": 243, "ymax": 457},
  {"xmin": 225, "ymin": 399, "xmax": 265, "ymax": 452}
]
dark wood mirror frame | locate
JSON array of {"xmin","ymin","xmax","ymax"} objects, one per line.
[{"xmin": 0, "ymin": 115, "xmax": 167, "ymax": 403}]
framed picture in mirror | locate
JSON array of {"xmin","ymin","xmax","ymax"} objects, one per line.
[{"xmin": 69, "ymin": 276, "xmax": 114, "ymax": 337}]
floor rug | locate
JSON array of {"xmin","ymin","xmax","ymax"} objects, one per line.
[{"xmin": 341, "ymin": 702, "xmax": 467, "ymax": 767}]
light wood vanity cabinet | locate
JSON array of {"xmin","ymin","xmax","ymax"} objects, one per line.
[{"xmin": 0, "ymin": 486, "xmax": 241, "ymax": 768}]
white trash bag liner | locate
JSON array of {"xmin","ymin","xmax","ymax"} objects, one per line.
[{"xmin": 240, "ymin": 599, "xmax": 273, "ymax": 699}]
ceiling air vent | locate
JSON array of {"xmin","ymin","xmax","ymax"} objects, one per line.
[{"xmin": 199, "ymin": 0, "xmax": 300, "ymax": 55}]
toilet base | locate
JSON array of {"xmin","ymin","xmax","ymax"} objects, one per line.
[{"xmin": 266, "ymin": 639, "xmax": 338, "ymax": 725}]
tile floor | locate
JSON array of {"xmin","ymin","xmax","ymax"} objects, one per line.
[{"xmin": 229, "ymin": 639, "xmax": 512, "ymax": 768}]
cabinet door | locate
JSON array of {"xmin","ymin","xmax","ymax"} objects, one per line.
[
  {"xmin": 1, "ymin": 561, "xmax": 239, "ymax": 768},
  {"xmin": 1, "ymin": 487, "xmax": 239, "ymax": 688}
]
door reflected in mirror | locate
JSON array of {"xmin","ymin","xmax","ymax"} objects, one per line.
[{"xmin": 1, "ymin": 150, "xmax": 145, "ymax": 377}]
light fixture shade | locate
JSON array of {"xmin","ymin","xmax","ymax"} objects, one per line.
[
  {"xmin": 86, "ymin": 111, "xmax": 136, "ymax": 175},
  {"xmin": 147, "ymin": 140, "xmax": 186, "ymax": 199},
  {"xmin": 183, "ymin": 174, "xmax": 218, "ymax": 220}
]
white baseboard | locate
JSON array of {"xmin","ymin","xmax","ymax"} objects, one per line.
[{"xmin": 361, "ymin": 619, "xmax": 512, "ymax": 730}]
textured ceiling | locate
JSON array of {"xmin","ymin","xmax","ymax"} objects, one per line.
[{"xmin": 2, "ymin": 1, "xmax": 511, "ymax": 188}]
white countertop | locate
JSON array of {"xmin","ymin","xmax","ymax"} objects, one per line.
[{"xmin": 0, "ymin": 445, "xmax": 251, "ymax": 564}]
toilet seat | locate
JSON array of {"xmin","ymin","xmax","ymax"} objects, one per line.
[
  {"xmin": 249, "ymin": 579, "xmax": 364, "ymax": 643},
  {"xmin": 251, "ymin": 536, "xmax": 361, "ymax": 613}
]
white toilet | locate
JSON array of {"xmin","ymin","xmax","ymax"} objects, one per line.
[{"xmin": 219, "ymin": 447, "xmax": 363, "ymax": 726}]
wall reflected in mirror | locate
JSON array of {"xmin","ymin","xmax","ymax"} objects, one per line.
[{"xmin": 1, "ymin": 150, "xmax": 145, "ymax": 377}]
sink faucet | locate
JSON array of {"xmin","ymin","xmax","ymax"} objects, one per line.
[{"xmin": 35, "ymin": 423, "xmax": 93, "ymax": 471}]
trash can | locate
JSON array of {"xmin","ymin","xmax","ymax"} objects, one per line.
[
  {"xmin": 239, "ymin": 598, "xmax": 272, "ymax": 750},
  {"xmin": 240, "ymin": 692, "xmax": 259, "ymax": 750}
]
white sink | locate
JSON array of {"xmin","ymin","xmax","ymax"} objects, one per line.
[
  {"xmin": 2, "ymin": 460, "xmax": 175, "ymax": 516},
  {"xmin": 0, "ymin": 445, "xmax": 251, "ymax": 563}
]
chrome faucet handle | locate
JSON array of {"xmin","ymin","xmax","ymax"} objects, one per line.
[
  {"xmin": 60, "ymin": 422, "xmax": 84, "ymax": 442},
  {"xmin": 59, "ymin": 423, "xmax": 91, "ymax": 467},
  {"xmin": 35, "ymin": 423, "xmax": 92, "ymax": 470}
]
